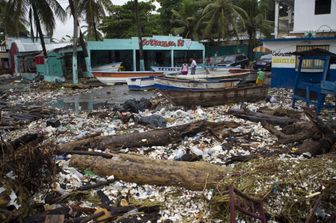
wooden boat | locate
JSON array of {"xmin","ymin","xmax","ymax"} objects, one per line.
[
  {"xmin": 151, "ymin": 66, "xmax": 183, "ymax": 75},
  {"xmin": 154, "ymin": 76, "xmax": 241, "ymax": 90},
  {"xmin": 166, "ymin": 69, "xmax": 251, "ymax": 80},
  {"xmin": 92, "ymin": 71, "xmax": 163, "ymax": 85},
  {"xmin": 126, "ymin": 76, "xmax": 155, "ymax": 90},
  {"xmin": 92, "ymin": 62, "xmax": 122, "ymax": 72},
  {"xmin": 160, "ymin": 84, "xmax": 268, "ymax": 107},
  {"xmin": 151, "ymin": 66, "xmax": 235, "ymax": 75}
]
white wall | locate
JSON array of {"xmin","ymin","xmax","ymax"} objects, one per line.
[
  {"xmin": 263, "ymin": 39, "xmax": 336, "ymax": 69},
  {"xmin": 263, "ymin": 39, "xmax": 336, "ymax": 53},
  {"xmin": 293, "ymin": 0, "xmax": 336, "ymax": 33}
]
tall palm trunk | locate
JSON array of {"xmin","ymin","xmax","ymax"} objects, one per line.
[
  {"xmin": 68, "ymin": 0, "xmax": 78, "ymax": 84},
  {"xmin": 134, "ymin": 0, "xmax": 145, "ymax": 71},
  {"xmin": 32, "ymin": 3, "xmax": 47, "ymax": 57},
  {"xmin": 29, "ymin": 9, "xmax": 34, "ymax": 43},
  {"xmin": 93, "ymin": 21, "xmax": 99, "ymax": 41},
  {"xmin": 70, "ymin": 1, "xmax": 90, "ymax": 76},
  {"xmin": 79, "ymin": 28, "xmax": 90, "ymax": 74},
  {"xmin": 247, "ymin": 30, "xmax": 255, "ymax": 61}
]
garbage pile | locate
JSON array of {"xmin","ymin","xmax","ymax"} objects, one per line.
[{"xmin": 1, "ymin": 81, "xmax": 336, "ymax": 223}]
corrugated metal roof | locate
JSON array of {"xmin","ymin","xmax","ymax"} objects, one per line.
[
  {"xmin": 6, "ymin": 37, "xmax": 70, "ymax": 53},
  {"xmin": 14, "ymin": 42, "xmax": 70, "ymax": 53}
]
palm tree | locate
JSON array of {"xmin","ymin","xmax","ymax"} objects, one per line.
[
  {"xmin": 171, "ymin": 0, "xmax": 204, "ymax": 40},
  {"xmin": 235, "ymin": 0, "xmax": 273, "ymax": 59},
  {"xmin": 7, "ymin": 0, "xmax": 66, "ymax": 57},
  {"xmin": 201, "ymin": 0, "xmax": 245, "ymax": 41},
  {"xmin": 78, "ymin": 0, "xmax": 112, "ymax": 41},
  {"xmin": 0, "ymin": 0, "xmax": 28, "ymax": 37}
]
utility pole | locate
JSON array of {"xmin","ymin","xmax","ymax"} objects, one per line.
[
  {"xmin": 274, "ymin": 0, "xmax": 280, "ymax": 39},
  {"xmin": 135, "ymin": 0, "xmax": 145, "ymax": 71}
]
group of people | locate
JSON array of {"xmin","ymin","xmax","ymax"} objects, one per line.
[
  {"xmin": 179, "ymin": 58, "xmax": 266, "ymax": 86},
  {"xmin": 180, "ymin": 58, "xmax": 197, "ymax": 75}
]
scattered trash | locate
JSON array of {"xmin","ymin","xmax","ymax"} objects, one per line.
[
  {"xmin": 122, "ymin": 98, "xmax": 152, "ymax": 113},
  {"xmin": 46, "ymin": 119, "xmax": 61, "ymax": 128},
  {"xmin": 1, "ymin": 82, "xmax": 336, "ymax": 223},
  {"xmin": 135, "ymin": 114, "xmax": 167, "ymax": 128}
]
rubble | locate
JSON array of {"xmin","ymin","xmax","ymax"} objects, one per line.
[{"xmin": 0, "ymin": 81, "xmax": 336, "ymax": 222}]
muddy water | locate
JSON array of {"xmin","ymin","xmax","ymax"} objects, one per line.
[{"xmin": 50, "ymin": 84, "xmax": 154, "ymax": 112}]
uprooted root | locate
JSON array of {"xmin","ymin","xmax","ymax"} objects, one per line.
[
  {"xmin": 0, "ymin": 144, "xmax": 55, "ymax": 222},
  {"xmin": 211, "ymin": 153, "xmax": 336, "ymax": 222}
]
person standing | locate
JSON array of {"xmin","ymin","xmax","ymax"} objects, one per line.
[
  {"xmin": 205, "ymin": 57, "xmax": 211, "ymax": 66},
  {"xmin": 256, "ymin": 68, "xmax": 265, "ymax": 85},
  {"xmin": 190, "ymin": 58, "xmax": 197, "ymax": 75},
  {"xmin": 181, "ymin": 63, "xmax": 188, "ymax": 75}
]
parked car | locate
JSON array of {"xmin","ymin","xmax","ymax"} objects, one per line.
[
  {"xmin": 215, "ymin": 54, "xmax": 249, "ymax": 68},
  {"xmin": 254, "ymin": 54, "xmax": 272, "ymax": 71}
]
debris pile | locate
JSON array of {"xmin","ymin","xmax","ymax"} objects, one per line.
[{"xmin": 0, "ymin": 81, "xmax": 336, "ymax": 222}]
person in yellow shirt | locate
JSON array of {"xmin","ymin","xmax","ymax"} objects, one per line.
[{"xmin": 256, "ymin": 68, "xmax": 265, "ymax": 85}]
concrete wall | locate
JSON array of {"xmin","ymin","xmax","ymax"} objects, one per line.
[
  {"xmin": 263, "ymin": 38, "xmax": 336, "ymax": 88},
  {"xmin": 263, "ymin": 38, "xmax": 336, "ymax": 55},
  {"xmin": 293, "ymin": 0, "xmax": 336, "ymax": 33}
]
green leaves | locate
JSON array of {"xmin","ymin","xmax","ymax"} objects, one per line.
[
  {"xmin": 77, "ymin": 0, "xmax": 113, "ymax": 40},
  {"xmin": 100, "ymin": 1, "xmax": 161, "ymax": 39}
]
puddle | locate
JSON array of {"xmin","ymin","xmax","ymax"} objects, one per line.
[{"xmin": 50, "ymin": 84, "xmax": 154, "ymax": 112}]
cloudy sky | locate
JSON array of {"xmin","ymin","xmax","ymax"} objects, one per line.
[{"xmin": 54, "ymin": 0, "xmax": 159, "ymax": 41}]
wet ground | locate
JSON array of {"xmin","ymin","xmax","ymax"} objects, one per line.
[
  {"xmin": 0, "ymin": 80, "xmax": 154, "ymax": 112},
  {"xmin": 49, "ymin": 84, "xmax": 154, "ymax": 112}
]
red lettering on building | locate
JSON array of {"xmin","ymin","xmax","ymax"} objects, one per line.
[
  {"xmin": 141, "ymin": 39, "xmax": 184, "ymax": 47},
  {"xmin": 177, "ymin": 39, "xmax": 184, "ymax": 47}
]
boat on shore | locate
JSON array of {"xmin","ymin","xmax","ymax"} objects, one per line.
[
  {"xmin": 92, "ymin": 62, "xmax": 122, "ymax": 72},
  {"xmin": 166, "ymin": 69, "xmax": 252, "ymax": 80},
  {"xmin": 151, "ymin": 65, "xmax": 238, "ymax": 75},
  {"xmin": 154, "ymin": 76, "xmax": 241, "ymax": 90},
  {"xmin": 160, "ymin": 84, "xmax": 268, "ymax": 107},
  {"xmin": 92, "ymin": 71, "xmax": 163, "ymax": 85},
  {"xmin": 126, "ymin": 76, "xmax": 156, "ymax": 90}
]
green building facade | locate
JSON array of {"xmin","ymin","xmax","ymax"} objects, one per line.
[{"xmin": 87, "ymin": 35, "xmax": 206, "ymax": 72}]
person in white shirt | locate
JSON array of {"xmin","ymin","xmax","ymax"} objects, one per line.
[{"xmin": 190, "ymin": 58, "xmax": 197, "ymax": 75}]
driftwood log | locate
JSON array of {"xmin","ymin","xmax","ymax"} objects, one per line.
[
  {"xmin": 228, "ymin": 108, "xmax": 294, "ymax": 127},
  {"xmin": 70, "ymin": 153, "xmax": 229, "ymax": 191},
  {"xmin": 261, "ymin": 122, "xmax": 321, "ymax": 144},
  {"xmin": 59, "ymin": 120, "xmax": 238, "ymax": 152},
  {"xmin": 261, "ymin": 108, "xmax": 336, "ymax": 157},
  {"xmin": 295, "ymin": 109, "xmax": 336, "ymax": 156}
]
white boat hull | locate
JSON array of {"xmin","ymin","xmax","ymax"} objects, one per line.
[
  {"xmin": 92, "ymin": 62, "xmax": 122, "ymax": 72},
  {"xmin": 151, "ymin": 66, "xmax": 247, "ymax": 76},
  {"xmin": 93, "ymin": 71, "xmax": 163, "ymax": 85},
  {"xmin": 126, "ymin": 76, "xmax": 155, "ymax": 90}
]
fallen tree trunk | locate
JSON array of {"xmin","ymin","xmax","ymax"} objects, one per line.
[
  {"xmin": 294, "ymin": 109, "xmax": 336, "ymax": 156},
  {"xmin": 70, "ymin": 153, "xmax": 229, "ymax": 191},
  {"xmin": 261, "ymin": 122, "xmax": 320, "ymax": 144},
  {"xmin": 260, "ymin": 108, "xmax": 336, "ymax": 157},
  {"xmin": 228, "ymin": 109, "xmax": 294, "ymax": 127},
  {"xmin": 59, "ymin": 120, "xmax": 236, "ymax": 152}
]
